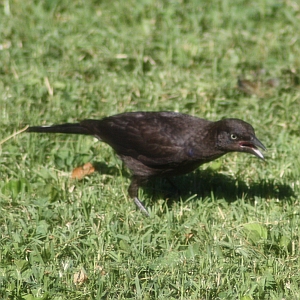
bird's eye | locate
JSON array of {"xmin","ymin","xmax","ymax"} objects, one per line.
[{"xmin": 231, "ymin": 134, "xmax": 237, "ymax": 140}]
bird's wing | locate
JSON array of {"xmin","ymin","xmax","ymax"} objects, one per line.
[{"xmin": 81, "ymin": 112, "xmax": 209, "ymax": 167}]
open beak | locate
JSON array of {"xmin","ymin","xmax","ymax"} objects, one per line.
[{"xmin": 239, "ymin": 137, "xmax": 266, "ymax": 160}]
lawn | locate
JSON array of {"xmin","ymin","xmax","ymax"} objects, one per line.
[{"xmin": 1, "ymin": 0, "xmax": 300, "ymax": 299}]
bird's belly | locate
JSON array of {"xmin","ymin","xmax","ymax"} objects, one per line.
[
  {"xmin": 121, "ymin": 155, "xmax": 206, "ymax": 177},
  {"xmin": 159, "ymin": 161, "xmax": 204, "ymax": 176}
]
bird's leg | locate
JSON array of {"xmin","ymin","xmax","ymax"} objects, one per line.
[
  {"xmin": 128, "ymin": 176, "xmax": 149, "ymax": 217},
  {"xmin": 133, "ymin": 198, "xmax": 149, "ymax": 217}
]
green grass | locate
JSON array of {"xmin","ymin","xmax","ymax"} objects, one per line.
[{"xmin": 1, "ymin": 0, "xmax": 300, "ymax": 299}]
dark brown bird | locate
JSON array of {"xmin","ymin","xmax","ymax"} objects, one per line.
[{"xmin": 27, "ymin": 111, "xmax": 266, "ymax": 216}]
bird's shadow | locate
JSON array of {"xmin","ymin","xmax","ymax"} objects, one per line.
[
  {"xmin": 93, "ymin": 161, "xmax": 121, "ymax": 176},
  {"xmin": 146, "ymin": 169, "xmax": 295, "ymax": 206},
  {"xmin": 93, "ymin": 162, "xmax": 295, "ymax": 205}
]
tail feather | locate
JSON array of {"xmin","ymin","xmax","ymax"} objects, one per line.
[{"xmin": 26, "ymin": 123, "xmax": 91, "ymax": 135}]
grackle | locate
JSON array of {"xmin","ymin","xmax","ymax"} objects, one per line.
[{"xmin": 27, "ymin": 111, "xmax": 266, "ymax": 216}]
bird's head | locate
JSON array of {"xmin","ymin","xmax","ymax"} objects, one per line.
[{"xmin": 214, "ymin": 119, "xmax": 266, "ymax": 160}]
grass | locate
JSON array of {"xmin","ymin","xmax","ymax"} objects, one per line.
[{"xmin": 1, "ymin": 0, "xmax": 300, "ymax": 298}]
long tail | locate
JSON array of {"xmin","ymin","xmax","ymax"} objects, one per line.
[{"xmin": 26, "ymin": 123, "xmax": 92, "ymax": 135}]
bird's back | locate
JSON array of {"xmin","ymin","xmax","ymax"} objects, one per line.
[{"xmin": 80, "ymin": 112, "xmax": 215, "ymax": 176}]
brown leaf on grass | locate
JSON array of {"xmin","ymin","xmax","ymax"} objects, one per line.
[
  {"xmin": 265, "ymin": 78, "xmax": 280, "ymax": 87},
  {"xmin": 95, "ymin": 265, "xmax": 106, "ymax": 276},
  {"xmin": 237, "ymin": 77, "xmax": 261, "ymax": 96},
  {"xmin": 73, "ymin": 268, "xmax": 88, "ymax": 286},
  {"xmin": 237, "ymin": 76, "xmax": 280, "ymax": 97},
  {"xmin": 185, "ymin": 232, "xmax": 194, "ymax": 242},
  {"xmin": 71, "ymin": 162, "xmax": 95, "ymax": 180}
]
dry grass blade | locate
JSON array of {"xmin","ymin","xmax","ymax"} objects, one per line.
[{"xmin": 0, "ymin": 125, "xmax": 29, "ymax": 146}]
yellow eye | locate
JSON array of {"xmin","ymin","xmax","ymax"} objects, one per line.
[{"xmin": 231, "ymin": 134, "xmax": 237, "ymax": 140}]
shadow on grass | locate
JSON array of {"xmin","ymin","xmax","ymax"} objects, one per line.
[
  {"xmin": 93, "ymin": 162, "xmax": 295, "ymax": 204},
  {"xmin": 146, "ymin": 169, "xmax": 295, "ymax": 205},
  {"xmin": 93, "ymin": 161, "xmax": 121, "ymax": 176}
]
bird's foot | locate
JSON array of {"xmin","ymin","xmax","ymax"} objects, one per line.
[{"xmin": 133, "ymin": 197, "xmax": 150, "ymax": 217}]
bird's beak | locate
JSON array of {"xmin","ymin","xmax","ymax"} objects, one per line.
[{"xmin": 239, "ymin": 137, "xmax": 266, "ymax": 160}]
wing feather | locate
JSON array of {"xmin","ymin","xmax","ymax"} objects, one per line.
[{"xmin": 80, "ymin": 112, "xmax": 211, "ymax": 167}]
